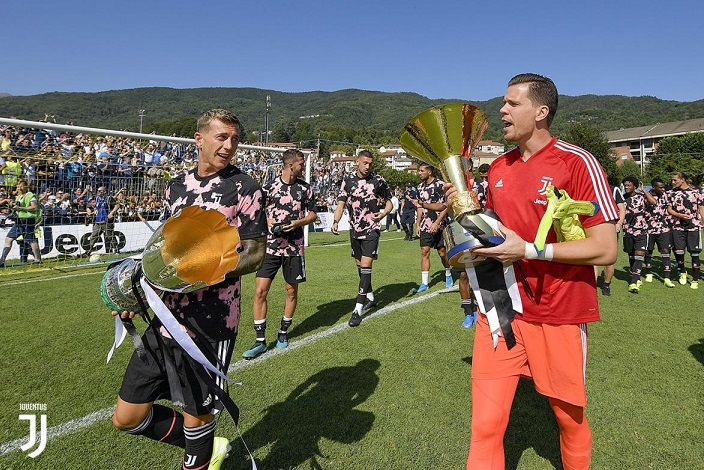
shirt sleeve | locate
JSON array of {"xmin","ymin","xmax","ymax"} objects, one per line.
[
  {"xmin": 305, "ymin": 185, "xmax": 316, "ymax": 212},
  {"xmin": 338, "ymin": 178, "xmax": 349, "ymax": 203},
  {"xmin": 235, "ymin": 177, "xmax": 268, "ymax": 240},
  {"xmin": 567, "ymin": 155, "xmax": 619, "ymax": 228}
]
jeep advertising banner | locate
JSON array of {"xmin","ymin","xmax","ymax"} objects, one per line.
[{"xmin": 0, "ymin": 221, "xmax": 160, "ymax": 260}]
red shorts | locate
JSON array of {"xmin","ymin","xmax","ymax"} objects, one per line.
[{"xmin": 472, "ymin": 313, "xmax": 589, "ymax": 406}]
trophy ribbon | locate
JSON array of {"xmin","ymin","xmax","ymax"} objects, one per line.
[
  {"xmin": 140, "ymin": 277, "xmax": 230, "ymax": 382},
  {"xmin": 465, "ymin": 261, "xmax": 523, "ymax": 348}
]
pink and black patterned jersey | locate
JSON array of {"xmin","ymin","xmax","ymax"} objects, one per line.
[
  {"xmin": 417, "ymin": 178, "xmax": 447, "ymax": 232},
  {"xmin": 668, "ymin": 186, "xmax": 704, "ymax": 231},
  {"xmin": 645, "ymin": 191, "xmax": 672, "ymax": 234},
  {"xmin": 263, "ymin": 176, "xmax": 315, "ymax": 257},
  {"xmin": 338, "ymin": 172, "xmax": 391, "ymax": 239},
  {"xmin": 623, "ymin": 192, "xmax": 648, "ymax": 237},
  {"xmin": 161, "ymin": 164, "xmax": 267, "ymax": 341}
]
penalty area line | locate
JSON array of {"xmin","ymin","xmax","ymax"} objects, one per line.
[{"xmin": 0, "ymin": 285, "xmax": 455, "ymax": 457}]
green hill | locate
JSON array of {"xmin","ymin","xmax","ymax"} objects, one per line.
[{"xmin": 1, "ymin": 87, "xmax": 702, "ymax": 140}]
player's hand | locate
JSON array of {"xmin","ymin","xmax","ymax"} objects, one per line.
[
  {"xmin": 372, "ymin": 212, "xmax": 385, "ymax": 222},
  {"xmin": 112, "ymin": 310, "xmax": 142, "ymax": 319},
  {"xmin": 429, "ymin": 222, "xmax": 439, "ymax": 233},
  {"xmin": 444, "ymin": 183, "xmax": 458, "ymax": 206},
  {"xmin": 331, "ymin": 222, "xmax": 340, "ymax": 235},
  {"xmin": 471, "ymin": 223, "xmax": 526, "ymax": 266},
  {"xmin": 282, "ymin": 221, "xmax": 297, "ymax": 232}
]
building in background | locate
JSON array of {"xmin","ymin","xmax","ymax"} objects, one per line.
[{"xmin": 606, "ymin": 118, "xmax": 704, "ymax": 170}]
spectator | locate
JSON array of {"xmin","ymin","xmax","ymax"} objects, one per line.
[{"xmin": 0, "ymin": 180, "xmax": 42, "ymax": 266}]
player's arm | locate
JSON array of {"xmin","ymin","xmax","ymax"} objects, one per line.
[
  {"xmin": 616, "ymin": 202, "xmax": 625, "ymax": 232},
  {"xmin": 288, "ymin": 209, "xmax": 317, "ymax": 230},
  {"xmin": 444, "ymin": 181, "xmax": 617, "ymax": 266},
  {"xmin": 667, "ymin": 204, "xmax": 690, "ymax": 220},
  {"xmin": 641, "ymin": 184, "xmax": 657, "ymax": 206},
  {"xmin": 331, "ymin": 200, "xmax": 346, "ymax": 235},
  {"xmin": 473, "ymin": 221, "xmax": 617, "ymax": 266},
  {"xmin": 430, "ymin": 206, "xmax": 450, "ymax": 233},
  {"xmin": 227, "ymin": 236, "xmax": 266, "ymax": 276},
  {"xmin": 373, "ymin": 199, "xmax": 392, "ymax": 222}
]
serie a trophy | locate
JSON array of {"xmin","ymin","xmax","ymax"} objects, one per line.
[{"xmin": 400, "ymin": 103, "xmax": 522, "ymax": 348}]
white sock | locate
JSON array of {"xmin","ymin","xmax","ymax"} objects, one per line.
[
  {"xmin": 366, "ymin": 292, "xmax": 374, "ymax": 301},
  {"xmin": 421, "ymin": 271, "xmax": 429, "ymax": 285},
  {"xmin": 354, "ymin": 303, "xmax": 364, "ymax": 314},
  {"xmin": 445, "ymin": 268, "xmax": 452, "ymax": 277}
]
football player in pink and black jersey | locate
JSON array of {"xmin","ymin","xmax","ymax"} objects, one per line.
[
  {"xmin": 622, "ymin": 176, "xmax": 649, "ymax": 293},
  {"xmin": 410, "ymin": 163, "xmax": 453, "ymax": 293},
  {"xmin": 243, "ymin": 149, "xmax": 317, "ymax": 359},
  {"xmin": 331, "ymin": 150, "xmax": 392, "ymax": 327},
  {"xmin": 667, "ymin": 172, "xmax": 704, "ymax": 288},
  {"xmin": 110, "ymin": 109, "xmax": 267, "ymax": 470},
  {"xmin": 642, "ymin": 178, "xmax": 675, "ymax": 287}
]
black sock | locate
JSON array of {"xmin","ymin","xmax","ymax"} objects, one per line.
[
  {"xmin": 675, "ymin": 251, "xmax": 686, "ymax": 274},
  {"xmin": 644, "ymin": 250, "xmax": 652, "ymax": 274},
  {"xmin": 254, "ymin": 319, "xmax": 266, "ymax": 343},
  {"xmin": 280, "ymin": 316, "xmax": 293, "ymax": 332},
  {"xmin": 357, "ymin": 267, "xmax": 372, "ymax": 305},
  {"xmin": 692, "ymin": 254, "xmax": 701, "ymax": 281},
  {"xmin": 630, "ymin": 255, "xmax": 643, "ymax": 283},
  {"xmin": 183, "ymin": 419, "xmax": 216, "ymax": 469},
  {"xmin": 461, "ymin": 299, "xmax": 474, "ymax": 316},
  {"xmin": 662, "ymin": 252, "xmax": 671, "ymax": 278},
  {"xmin": 124, "ymin": 404, "xmax": 185, "ymax": 448}
]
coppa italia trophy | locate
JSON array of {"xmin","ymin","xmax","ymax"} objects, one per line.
[
  {"xmin": 101, "ymin": 205, "xmax": 241, "ymax": 311},
  {"xmin": 400, "ymin": 103, "xmax": 523, "ymax": 349},
  {"xmin": 101, "ymin": 205, "xmax": 242, "ymax": 380}
]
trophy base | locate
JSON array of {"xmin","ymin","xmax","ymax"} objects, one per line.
[
  {"xmin": 444, "ymin": 221, "xmax": 489, "ymax": 268},
  {"xmin": 443, "ymin": 211, "xmax": 505, "ymax": 268},
  {"xmin": 100, "ymin": 258, "xmax": 145, "ymax": 313}
]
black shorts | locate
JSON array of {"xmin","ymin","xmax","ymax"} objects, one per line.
[
  {"xmin": 419, "ymin": 230, "xmax": 445, "ymax": 249},
  {"xmin": 647, "ymin": 232, "xmax": 672, "ymax": 252},
  {"xmin": 623, "ymin": 233, "xmax": 648, "ymax": 254},
  {"xmin": 256, "ymin": 253, "xmax": 306, "ymax": 284},
  {"xmin": 119, "ymin": 327, "xmax": 234, "ymax": 416},
  {"xmin": 350, "ymin": 234, "xmax": 380, "ymax": 260},
  {"xmin": 672, "ymin": 230, "xmax": 702, "ymax": 253}
]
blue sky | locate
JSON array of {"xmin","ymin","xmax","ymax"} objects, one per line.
[{"xmin": 3, "ymin": 0, "xmax": 702, "ymax": 101}]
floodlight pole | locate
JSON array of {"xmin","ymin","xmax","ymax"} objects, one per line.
[
  {"xmin": 264, "ymin": 95, "xmax": 271, "ymax": 145},
  {"xmin": 138, "ymin": 109, "xmax": 146, "ymax": 134}
]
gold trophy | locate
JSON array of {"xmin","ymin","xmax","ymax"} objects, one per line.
[
  {"xmin": 400, "ymin": 102, "xmax": 504, "ymax": 267},
  {"xmin": 101, "ymin": 206, "xmax": 241, "ymax": 312}
]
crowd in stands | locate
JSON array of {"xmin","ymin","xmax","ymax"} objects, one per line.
[{"xmin": 0, "ymin": 123, "xmax": 359, "ymax": 227}]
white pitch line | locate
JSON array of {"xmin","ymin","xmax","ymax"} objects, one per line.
[
  {"xmin": 0, "ymin": 270, "xmax": 104, "ymax": 286},
  {"xmin": 0, "ymin": 284, "xmax": 457, "ymax": 457},
  {"xmin": 0, "ymin": 236, "xmax": 407, "ymax": 286}
]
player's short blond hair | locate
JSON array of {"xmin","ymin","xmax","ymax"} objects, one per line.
[{"xmin": 196, "ymin": 109, "xmax": 241, "ymax": 133}]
